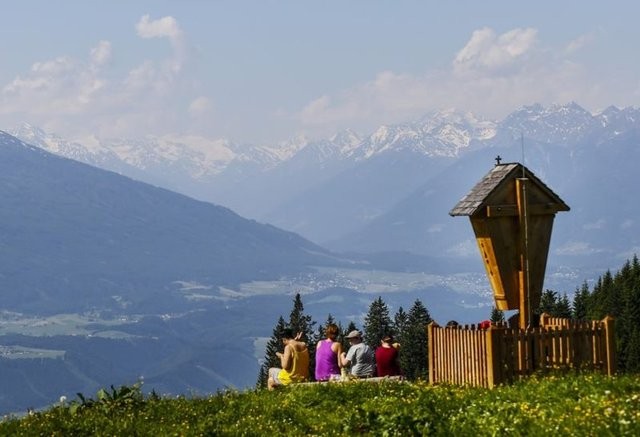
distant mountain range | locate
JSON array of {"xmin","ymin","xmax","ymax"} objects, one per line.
[
  {"xmin": 332, "ymin": 103, "xmax": 640, "ymax": 270},
  {"xmin": 10, "ymin": 102, "xmax": 640, "ymax": 269},
  {"xmin": 0, "ymin": 130, "xmax": 349, "ymax": 315},
  {"xmin": 3, "ymin": 102, "xmax": 640, "ymax": 414},
  {"xmin": 0, "ymin": 130, "xmax": 352, "ymax": 414},
  {"xmin": 0, "ymin": 128, "xmax": 478, "ymax": 415}
]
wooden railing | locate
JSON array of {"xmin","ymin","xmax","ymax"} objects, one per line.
[{"xmin": 428, "ymin": 315, "xmax": 616, "ymax": 388}]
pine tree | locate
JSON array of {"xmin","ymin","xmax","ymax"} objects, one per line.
[
  {"xmin": 287, "ymin": 293, "xmax": 316, "ymax": 380},
  {"xmin": 618, "ymin": 258, "xmax": 640, "ymax": 371},
  {"xmin": 588, "ymin": 276, "xmax": 605, "ymax": 320},
  {"xmin": 363, "ymin": 296, "xmax": 393, "ymax": 348},
  {"xmin": 538, "ymin": 289, "xmax": 559, "ymax": 316},
  {"xmin": 490, "ymin": 306, "xmax": 505, "ymax": 323},
  {"xmin": 572, "ymin": 281, "xmax": 590, "ymax": 321},
  {"xmin": 580, "ymin": 256, "xmax": 640, "ymax": 372},
  {"xmin": 400, "ymin": 299, "xmax": 432, "ymax": 380},
  {"xmin": 623, "ymin": 256, "xmax": 640, "ymax": 371},
  {"xmin": 556, "ymin": 293, "xmax": 572, "ymax": 318},
  {"xmin": 393, "ymin": 306, "xmax": 408, "ymax": 342},
  {"xmin": 591, "ymin": 270, "xmax": 618, "ymax": 318},
  {"xmin": 288, "ymin": 293, "xmax": 315, "ymax": 338},
  {"xmin": 256, "ymin": 316, "xmax": 287, "ymax": 388},
  {"xmin": 393, "ymin": 307, "xmax": 408, "ymax": 371}
]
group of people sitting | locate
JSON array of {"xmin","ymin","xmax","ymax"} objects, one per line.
[{"xmin": 268, "ymin": 324, "xmax": 401, "ymax": 390}]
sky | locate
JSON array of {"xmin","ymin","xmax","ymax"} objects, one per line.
[{"xmin": 2, "ymin": 1, "xmax": 640, "ymax": 146}]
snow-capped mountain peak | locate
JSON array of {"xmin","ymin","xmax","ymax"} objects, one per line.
[
  {"xmin": 8, "ymin": 123, "xmax": 116, "ymax": 164},
  {"xmin": 329, "ymin": 128, "xmax": 363, "ymax": 155},
  {"xmin": 358, "ymin": 109, "xmax": 496, "ymax": 159},
  {"xmin": 500, "ymin": 102, "xmax": 599, "ymax": 145}
]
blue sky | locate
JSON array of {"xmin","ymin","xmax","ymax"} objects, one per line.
[{"xmin": 2, "ymin": 1, "xmax": 640, "ymax": 145}]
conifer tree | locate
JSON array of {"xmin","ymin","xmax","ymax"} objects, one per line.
[
  {"xmin": 363, "ymin": 296, "xmax": 393, "ymax": 348},
  {"xmin": 588, "ymin": 276, "xmax": 604, "ymax": 320},
  {"xmin": 400, "ymin": 299, "xmax": 432, "ymax": 380},
  {"xmin": 256, "ymin": 316, "xmax": 287, "ymax": 388},
  {"xmin": 580, "ymin": 256, "xmax": 640, "ymax": 372},
  {"xmin": 288, "ymin": 293, "xmax": 315, "ymax": 338},
  {"xmin": 393, "ymin": 306, "xmax": 408, "ymax": 343},
  {"xmin": 572, "ymin": 281, "xmax": 590, "ymax": 321},
  {"xmin": 556, "ymin": 293, "xmax": 572, "ymax": 318},
  {"xmin": 538, "ymin": 289, "xmax": 559, "ymax": 315},
  {"xmin": 625, "ymin": 256, "xmax": 640, "ymax": 371},
  {"xmin": 618, "ymin": 257, "xmax": 640, "ymax": 371},
  {"xmin": 490, "ymin": 306, "xmax": 505, "ymax": 323},
  {"xmin": 589, "ymin": 270, "xmax": 618, "ymax": 319},
  {"xmin": 287, "ymin": 293, "xmax": 316, "ymax": 380}
]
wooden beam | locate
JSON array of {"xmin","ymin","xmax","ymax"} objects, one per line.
[
  {"xmin": 517, "ymin": 178, "xmax": 530, "ymax": 329},
  {"xmin": 486, "ymin": 203, "xmax": 564, "ymax": 217}
]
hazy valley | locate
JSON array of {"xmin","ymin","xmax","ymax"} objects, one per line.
[{"xmin": 2, "ymin": 102, "xmax": 640, "ymax": 414}]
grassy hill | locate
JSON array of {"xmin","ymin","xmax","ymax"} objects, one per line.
[{"xmin": 2, "ymin": 373, "xmax": 639, "ymax": 436}]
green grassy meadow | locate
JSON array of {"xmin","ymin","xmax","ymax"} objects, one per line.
[{"xmin": 2, "ymin": 373, "xmax": 639, "ymax": 436}]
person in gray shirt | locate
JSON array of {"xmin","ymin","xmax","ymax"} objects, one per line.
[{"xmin": 340, "ymin": 330, "xmax": 375, "ymax": 378}]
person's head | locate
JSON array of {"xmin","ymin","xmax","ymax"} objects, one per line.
[
  {"xmin": 345, "ymin": 330, "xmax": 362, "ymax": 344},
  {"xmin": 381, "ymin": 334, "xmax": 393, "ymax": 345},
  {"xmin": 281, "ymin": 328, "xmax": 295, "ymax": 343},
  {"xmin": 325, "ymin": 323, "xmax": 339, "ymax": 340}
]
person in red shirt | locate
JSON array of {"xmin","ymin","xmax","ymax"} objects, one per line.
[{"xmin": 375, "ymin": 334, "xmax": 401, "ymax": 377}]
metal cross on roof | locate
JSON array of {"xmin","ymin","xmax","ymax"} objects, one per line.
[{"xmin": 495, "ymin": 155, "xmax": 502, "ymax": 165}]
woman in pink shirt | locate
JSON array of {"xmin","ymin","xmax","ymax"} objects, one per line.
[{"xmin": 314, "ymin": 323, "xmax": 343, "ymax": 381}]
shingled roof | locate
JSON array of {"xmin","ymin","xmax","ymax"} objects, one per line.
[{"xmin": 449, "ymin": 162, "xmax": 569, "ymax": 216}]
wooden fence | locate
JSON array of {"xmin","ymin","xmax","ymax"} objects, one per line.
[{"xmin": 428, "ymin": 314, "xmax": 616, "ymax": 388}]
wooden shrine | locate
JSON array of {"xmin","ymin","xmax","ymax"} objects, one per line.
[
  {"xmin": 426, "ymin": 159, "xmax": 616, "ymax": 388},
  {"xmin": 449, "ymin": 160, "xmax": 569, "ymax": 328}
]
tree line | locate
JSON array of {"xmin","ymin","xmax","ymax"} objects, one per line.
[
  {"xmin": 257, "ymin": 295, "xmax": 432, "ymax": 387},
  {"xmin": 534, "ymin": 255, "xmax": 640, "ymax": 373},
  {"xmin": 258, "ymin": 255, "xmax": 640, "ymax": 387}
]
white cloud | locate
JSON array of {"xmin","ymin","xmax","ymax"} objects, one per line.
[
  {"xmin": 583, "ymin": 219, "xmax": 606, "ymax": 230},
  {"xmin": 298, "ymin": 71, "xmax": 430, "ymax": 128},
  {"xmin": 447, "ymin": 239, "xmax": 478, "ymax": 257},
  {"xmin": 123, "ymin": 61, "xmax": 160, "ymax": 95},
  {"xmin": 555, "ymin": 241, "xmax": 604, "ymax": 256},
  {"xmin": 0, "ymin": 22, "xmax": 629, "ymax": 145},
  {"xmin": 565, "ymin": 33, "xmax": 595, "ymax": 54},
  {"xmin": 428, "ymin": 224, "xmax": 444, "ymax": 233},
  {"xmin": 189, "ymin": 96, "xmax": 213, "ymax": 116},
  {"xmin": 620, "ymin": 219, "xmax": 634, "ymax": 229},
  {"xmin": 90, "ymin": 41, "xmax": 112, "ymax": 67},
  {"xmin": 0, "ymin": 15, "xmax": 201, "ymax": 140},
  {"xmin": 453, "ymin": 27, "xmax": 538, "ymax": 76},
  {"xmin": 1, "ymin": 51, "xmax": 102, "ymax": 116},
  {"xmin": 136, "ymin": 15, "xmax": 187, "ymax": 76},
  {"xmin": 294, "ymin": 26, "xmax": 609, "ymax": 137},
  {"xmin": 136, "ymin": 15, "xmax": 182, "ymax": 43},
  {"xmin": 300, "ymin": 94, "xmax": 360, "ymax": 125}
]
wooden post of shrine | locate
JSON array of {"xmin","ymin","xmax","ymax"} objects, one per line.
[{"xmin": 516, "ymin": 177, "xmax": 530, "ymax": 328}]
